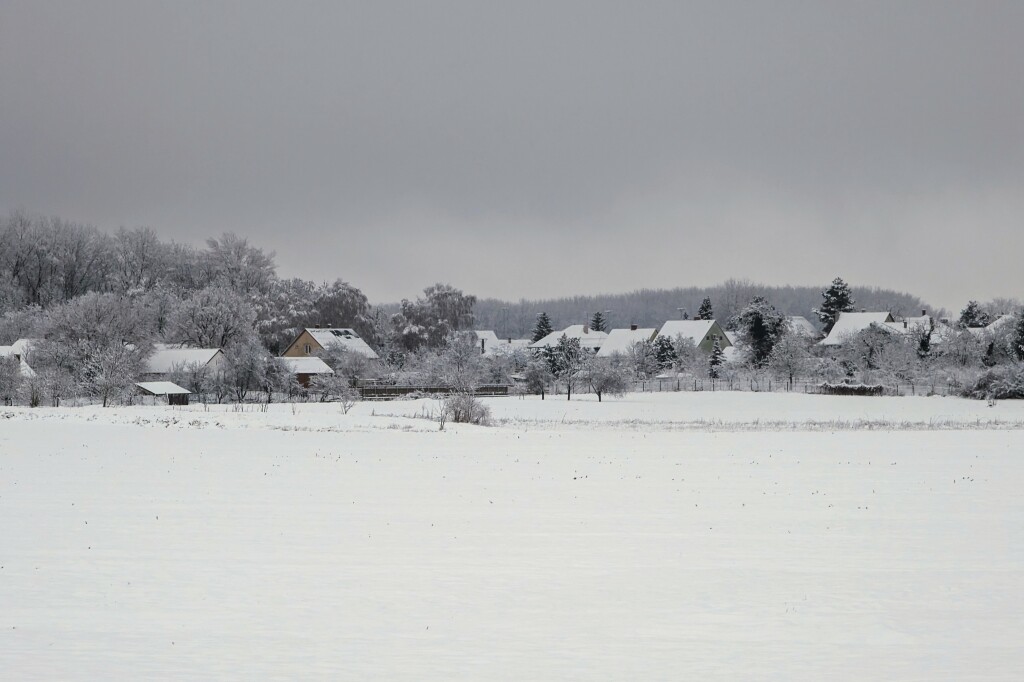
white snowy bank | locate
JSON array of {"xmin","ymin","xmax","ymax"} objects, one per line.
[{"xmin": 2, "ymin": 393, "xmax": 1023, "ymax": 679}]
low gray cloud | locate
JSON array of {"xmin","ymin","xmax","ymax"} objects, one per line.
[{"xmin": 1, "ymin": 1, "xmax": 1021, "ymax": 308}]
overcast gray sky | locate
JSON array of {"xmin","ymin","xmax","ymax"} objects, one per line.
[{"xmin": 1, "ymin": 1, "xmax": 1021, "ymax": 309}]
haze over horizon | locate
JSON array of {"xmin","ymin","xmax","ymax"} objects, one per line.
[{"xmin": 2, "ymin": 1, "xmax": 1022, "ymax": 311}]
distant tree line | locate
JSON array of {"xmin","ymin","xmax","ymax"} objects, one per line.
[
  {"xmin": 470, "ymin": 279, "xmax": 942, "ymax": 340},
  {"xmin": 2, "ymin": 211, "xmax": 1022, "ymax": 406}
]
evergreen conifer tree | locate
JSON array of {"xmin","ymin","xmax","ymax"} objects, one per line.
[
  {"xmin": 815, "ymin": 277, "xmax": 856, "ymax": 333},
  {"xmin": 696, "ymin": 297, "xmax": 714, "ymax": 320},
  {"xmin": 709, "ymin": 338, "xmax": 725, "ymax": 379},
  {"xmin": 653, "ymin": 335, "xmax": 677, "ymax": 368},
  {"xmin": 958, "ymin": 300, "xmax": 991, "ymax": 329},
  {"xmin": 589, "ymin": 311, "xmax": 608, "ymax": 333},
  {"xmin": 532, "ymin": 312, "xmax": 553, "ymax": 342},
  {"xmin": 734, "ymin": 296, "xmax": 787, "ymax": 367}
]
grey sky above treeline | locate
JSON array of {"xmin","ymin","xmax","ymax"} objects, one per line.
[{"xmin": 1, "ymin": 1, "xmax": 1021, "ymax": 310}]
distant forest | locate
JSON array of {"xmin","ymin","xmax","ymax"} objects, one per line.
[
  {"xmin": 467, "ymin": 282, "xmax": 939, "ymax": 340},
  {"xmin": 0, "ymin": 210, "xmax": 944, "ymax": 343}
]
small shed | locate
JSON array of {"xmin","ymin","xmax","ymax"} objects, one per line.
[
  {"xmin": 277, "ymin": 356, "xmax": 335, "ymax": 388},
  {"xmin": 136, "ymin": 381, "xmax": 192, "ymax": 406}
]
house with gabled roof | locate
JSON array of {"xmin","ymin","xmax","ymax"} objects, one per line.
[
  {"xmin": 282, "ymin": 327, "xmax": 379, "ymax": 360},
  {"xmin": 786, "ymin": 316, "xmax": 821, "ymax": 339},
  {"xmin": 820, "ymin": 310, "xmax": 934, "ymax": 346},
  {"xmin": 819, "ymin": 312, "xmax": 895, "ymax": 346},
  {"xmin": 529, "ymin": 324, "xmax": 608, "ymax": 351},
  {"xmin": 145, "ymin": 344, "xmax": 226, "ymax": 376},
  {"xmin": 656, "ymin": 320, "xmax": 731, "ymax": 353},
  {"xmin": 0, "ymin": 345, "xmax": 36, "ymax": 378},
  {"xmin": 596, "ymin": 326, "xmax": 657, "ymax": 358}
]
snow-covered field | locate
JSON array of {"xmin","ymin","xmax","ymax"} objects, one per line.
[{"xmin": 2, "ymin": 393, "xmax": 1023, "ymax": 680}]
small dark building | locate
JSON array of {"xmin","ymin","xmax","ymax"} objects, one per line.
[{"xmin": 136, "ymin": 381, "xmax": 192, "ymax": 406}]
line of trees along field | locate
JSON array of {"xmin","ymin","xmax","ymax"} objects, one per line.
[
  {"xmin": 470, "ymin": 282, "xmax": 944, "ymax": 340},
  {"xmin": 1, "ymin": 211, "xmax": 1023, "ymax": 407}
]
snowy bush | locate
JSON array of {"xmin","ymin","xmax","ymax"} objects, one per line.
[
  {"xmin": 440, "ymin": 393, "xmax": 491, "ymax": 426},
  {"xmin": 961, "ymin": 365, "xmax": 1024, "ymax": 400},
  {"xmin": 0, "ymin": 356, "xmax": 22, "ymax": 405}
]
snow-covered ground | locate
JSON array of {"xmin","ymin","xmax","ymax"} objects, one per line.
[{"xmin": 2, "ymin": 394, "xmax": 1023, "ymax": 679}]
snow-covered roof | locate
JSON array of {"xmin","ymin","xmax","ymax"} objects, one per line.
[
  {"xmin": 657, "ymin": 320, "xmax": 730, "ymax": 347},
  {"xmin": 0, "ymin": 347, "xmax": 36, "ymax": 377},
  {"xmin": 304, "ymin": 328, "xmax": 379, "ymax": 359},
  {"xmin": 146, "ymin": 347, "xmax": 223, "ymax": 374},
  {"xmin": 820, "ymin": 312, "xmax": 894, "ymax": 346},
  {"xmin": 529, "ymin": 325, "xmax": 609, "ymax": 350},
  {"xmin": 970, "ymin": 314, "xmax": 1017, "ymax": 337},
  {"xmin": 10, "ymin": 338, "xmax": 38, "ymax": 355},
  {"xmin": 725, "ymin": 331, "xmax": 739, "ymax": 345},
  {"xmin": 786, "ymin": 316, "xmax": 819, "ymax": 337},
  {"xmin": 596, "ymin": 328, "xmax": 657, "ymax": 357},
  {"xmin": 278, "ymin": 356, "xmax": 335, "ymax": 375},
  {"xmin": 881, "ymin": 316, "xmax": 932, "ymax": 336},
  {"xmin": 474, "ymin": 330, "xmax": 500, "ymax": 345},
  {"xmin": 135, "ymin": 381, "xmax": 191, "ymax": 395},
  {"xmin": 481, "ymin": 337, "xmax": 532, "ymax": 356}
]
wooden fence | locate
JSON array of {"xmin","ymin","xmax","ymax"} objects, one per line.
[{"xmin": 358, "ymin": 384, "xmax": 511, "ymax": 401}]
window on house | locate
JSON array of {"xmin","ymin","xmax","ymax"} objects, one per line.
[{"xmin": 304, "ymin": 343, "xmax": 312, "ymax": 354}]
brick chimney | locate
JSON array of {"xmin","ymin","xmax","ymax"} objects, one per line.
[
  {"xmin": 583, "ymin": 324, "xmax": 589, "ymax": 334},
  {"xmin": 630, "ymin": 324, "xmax": 638, "ymax": 331}
]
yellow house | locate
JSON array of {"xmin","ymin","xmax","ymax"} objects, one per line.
[
  {"xmin": 281, "ymin": 327, "xmax": 379, "ymax": 360},
  {"xmin": 656, "ymin": 320, "xmax": 732, "ymax": 353}
]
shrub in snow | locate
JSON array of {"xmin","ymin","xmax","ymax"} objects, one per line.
[
  {"xmin": 0, "ymin": 356, "xmax": 22, "ymax": 405},
  {"xmin": 440, "ymin": 393, "xmax": 491, "ymax": 426},
  {"xmin": 309, "ymin": 374, "xmax": 358, "ymax": 406},
  {"xmin": 962, "ymin": 365, "xmax": 1024, "ymax": 400}
]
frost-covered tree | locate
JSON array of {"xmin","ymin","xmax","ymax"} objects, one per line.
[
  {"xmin": 732, "ymin": 296, "xmax": 786, "ymax": 367},
  {"xmin": 708, "ymin": 338, "xmax": 725, "ymax": 379},
  {"xmin": 392, "ymin": 284, "xmax": 476, "ymax": 351},
  {"xmin": 937, "ymin": 329, "xmax": 984, "ymax": 368},
  {"xmin": 262, "ymin": 358, "xmax": 300, "ymax": 402},
  {"xmin": 222, "ymin": 336, "xmax": 270, "ymax": 402},
  {"xmin": 0, "ymin": 356, "xmax": 22, "ymax": 405},
  {"xmin": 1014, "ymin": 315, "xmax": 1024, "ymax": 362},
  {"xmin": 137, "ymin": 285, "xmax": 183, "ymax": 339},
  {"xmin": 696, "ymin": 297, "xmax": 714, "ymax": 321},
  {"xmin": 583, "ymin": 356, "xmax": 631, "ymax": 402},
  {"xmin": 38, "ymin": 367, "xmax": 77, "ymax": 407},
  {"xmin": 672, "ymin": 336, "xmax": 700, "ymax": 374},
  {"xmin": 524, "ymin": 357, "xmax": 554, "ymax": 399},
  {"xmin": 435, "ymin": 331, "xmax": 485, "ymax": 393},
  {"xmin": 313, "ymin": 279, "xmax": 371, "ymax": 337},
  {"xmin": 309, "ymin": 373, "xmax": 359, "ymax": 406},
  {"xmin": 33, "ymin": 292, "xmax": 152, "ymax": 404},
  {"xmin": 110, "ymin": 227, "xmax": 165, "ymax": 294},
  {"xmin": 627, "ymin": 340, "xmax": 660, "ymax": 379},
  {"xmin": 841, "ymin": 325, "xmax": 919, "ymax": 383},
  {"xmin": 167, "ymin": 361, "xmax": 212, "ymax": 400},
  {"xmin": 958, "ymin": 300, "xmax": 991, "ymax": 329},
  {"xmin": 532, "ymin": 312, "xmax": 553, "ymax": 343},
  {"xmin": 81, "ymin": 343, "xmax": 144, "ymax": 407},
  {"xmin": 204, "ymin": 233, "xmax": 276, "ymax": 295},
  {"xmin": 551, "ymin": 335, "xmax": 586, "ymax": 400},
  {"xmin": 254, "ymin": 278, "xmax": 318, "ymax": 354},
  {"xmin": 589, "ymin": 311, "xmax": 608, "ymax": 333},
  {"xmin": 767, "ymin": 333, "xmax": 812, "ymax": 384},
  {"xmin": 171, "ymin": 285, "xmax": 257, "ymax": 348},
  {"xmin": 815, "ymin": 277, "xmax": 856, "ymax": 333}
]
